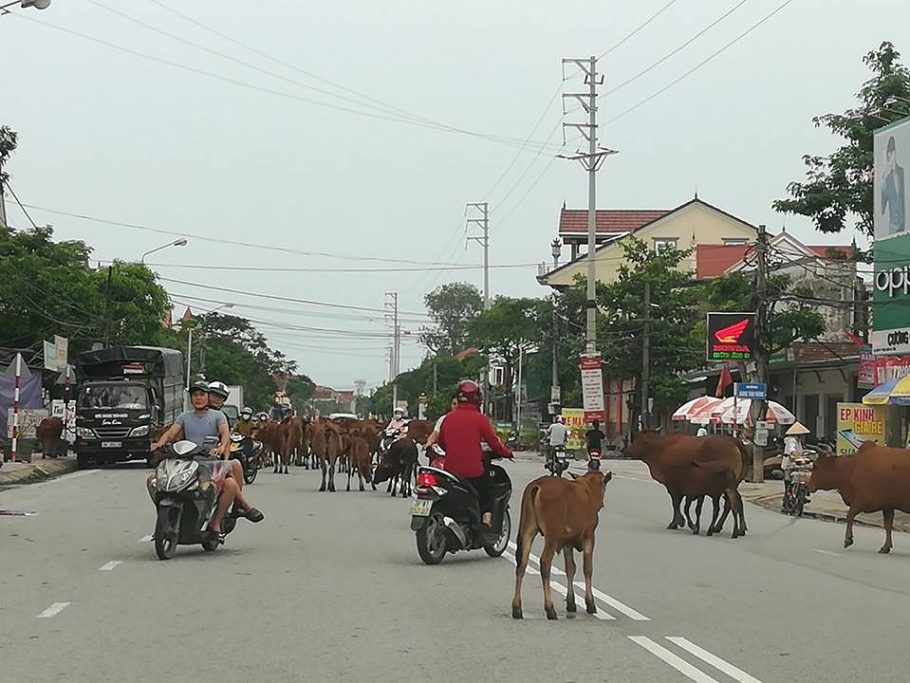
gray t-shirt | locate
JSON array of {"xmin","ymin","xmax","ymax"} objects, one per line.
[
  {"xmin": 175, "ymin": 409, "xmax": 227, "ymax": 447},
  {"xmin": 547, "ymin": 422, "xmax": 569, "ymax": 446}
]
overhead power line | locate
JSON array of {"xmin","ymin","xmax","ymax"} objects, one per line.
[
  {"xmin": 137, "ymin": 260, "xmax": 539, "ymax": 273},
  {"xmin": 598, "ymin": 0, "xmax": 681, "ymax": 58}
]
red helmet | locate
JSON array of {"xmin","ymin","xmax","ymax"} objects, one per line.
[{"xmin": 455, "ymin": 379, "xmax": 482, "ymax": 406}]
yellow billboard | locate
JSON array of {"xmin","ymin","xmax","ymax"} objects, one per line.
[
  {"xmin": 561, "ymin": 408, "xmax": 586, "ymax": 451},
  {"xmin": 836, "ymin": 402, "xmax": 886, "ymax": 455}
]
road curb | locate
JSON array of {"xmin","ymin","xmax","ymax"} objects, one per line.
[
  {"xmin": 0, "ymin": 459, "xmax": 78, "ymax": 487},
  {"xmin": 744, "ymin": 491, "xmax": 910, "ymax": 533}
]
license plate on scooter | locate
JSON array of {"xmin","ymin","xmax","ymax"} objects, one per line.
[{"xmin": 410, "ymin": 499, "xmax": 432, "ymax": 516}]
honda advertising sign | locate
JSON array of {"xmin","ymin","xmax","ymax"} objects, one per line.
[{"xmin": 706, "ymin": 312, "xmax": 756, "ymax": 362}]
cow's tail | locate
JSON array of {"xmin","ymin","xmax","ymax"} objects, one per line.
[{"xmin": 515, "ymin": 483, "xmax": 540, "ymax": 564}]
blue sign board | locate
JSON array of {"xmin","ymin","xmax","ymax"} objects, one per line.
[{"xmin": 734, "ymin": 382, "xmax": 767, "ymax": 399}]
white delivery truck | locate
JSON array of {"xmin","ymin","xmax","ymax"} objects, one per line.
[{"xmin": 221, "ymin": 385, "xmax": 245, "ymax": 427}]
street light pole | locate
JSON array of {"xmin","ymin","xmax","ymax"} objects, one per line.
[
  {"xmin": 140, "ymin": 238, "xmax": 188, "ymax": 264},
  {"xmin": 185, "ymin": 303, "xmax": 233, "ymax": 404},
  {"xmin": 1, "ymin": 0, "xmax": 52, "ymax": 14}
]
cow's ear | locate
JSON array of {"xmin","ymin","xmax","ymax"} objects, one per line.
[{"xmin": 603, "ymin": 471, "xmax": 613, "ymax": 483}]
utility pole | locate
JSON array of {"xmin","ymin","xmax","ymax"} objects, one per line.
[
  {"xmin": 467, "ymin": 201, "xmax": 492, "ymax": 415},
  {"xmin": 385, "ymin": 292, "xmax": 400, "ymax": 414},
  {"xmin": 102, "ymin": 265, "xmax": 114, "ymax": 348},
  {"xmin": 561, "ymin": 56, "xmax": 616, "ymax": 354},
  {"xmin": 550, "ymin": 239, "xmax": 562, "ymax": 415},
  {"xmin": 641, "ymin": 281, "xmax": 651, "ymax": 430},
  {"xmin": 0, "ymin": 163, "xmax": 7, "ymax": 228},
  {"xmin": 752, "ymin": 224, "xmax": 771, "ymax": 483}
]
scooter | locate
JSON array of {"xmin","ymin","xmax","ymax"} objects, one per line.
[
  {"xmin": 545, "ymin": 444, "xmax": 571, "ymax": 477},
  {"xmin": 410, "ymin": 454, "xmax": 512, "ymax": 565},
  {"xmin": 229, "ymin": 433, "xmax": 262, "ymax": 484},
  {"xmin": 587, "ymin": 446, "xmax": 602, "ymax": 470},
  {"xmin": 150, "ymin": 440, "xmax": 239, "ymax": 560}
]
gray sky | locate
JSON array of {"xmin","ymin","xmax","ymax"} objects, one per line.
[{"xmin": 3, "ymin": 0, "xmax": 903, "ymax": 389}]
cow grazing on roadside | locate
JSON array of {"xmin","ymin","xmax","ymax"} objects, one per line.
[
  {"xmin": 808, "ymin": 444, "xmax": 910, "ymax": 553},
  {"xmin": 627, "ymin": 431, "xmax": 746, "ymax": 538},
  {"xmin": 511, "ymin": 470, "xmax": 613, "ymax": 620},
  {"xmin": 35, "ymin": 417, "xmax": 65, "ymax": 458}
]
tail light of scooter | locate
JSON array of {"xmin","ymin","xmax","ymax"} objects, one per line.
[{"xmin": 417, "ymin": 471, "xmax": 439, "ymax": 487}]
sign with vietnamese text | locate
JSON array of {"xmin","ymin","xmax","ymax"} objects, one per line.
[
  {"xmin": 579, "ymin": 354, "xmax": 605, "ymax": 423},
  {"xmin": 858, "ymin": 345, "xmax": 910, "ymax": 388},
  {"xmin": 707, "ymin": 312, "xmax": 756, "ymax": 361},
  {"xmin": 560, "ymin": 408, "xmax": 585, "ymax": 451},
  {"xmin": 836, "ymin": 402, "xmax": 886, "ymax": 455},
  {"xmin": 734, "ymin": 382, "xmax": 766, "ymax": 399}
]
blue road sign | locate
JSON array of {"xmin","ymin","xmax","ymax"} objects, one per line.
[{"xmin": 734, "ymin": 382, "xmax": 767, "ymax": 399}]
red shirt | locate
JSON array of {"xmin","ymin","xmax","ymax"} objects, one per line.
[{"xmin": 437, "ymin": 403, "xmax": 512, "ymax": 478}]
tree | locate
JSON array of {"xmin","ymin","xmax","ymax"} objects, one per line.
[
  {"xmin": 419, "ymin": 282, "xmax": 484, "ymax": 354},
  {"xmin": 0, "ymin": 125, "xmax": 17, "ymax": 190},
  {"xmin": 774, "ymin": 42, "xmax": 910, "ymax": 239},
  {"xmin": 596, "ymin": 238, "xmax": 702, "ymax": 425},
  {"xmin": 468, "ymin": 296, "xmax": 541, "ymax": 419}
]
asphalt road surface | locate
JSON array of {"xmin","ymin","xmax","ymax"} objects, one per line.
[{"xmin": 2, "ymin": 455, "xmax": 909, "ymax": 683}]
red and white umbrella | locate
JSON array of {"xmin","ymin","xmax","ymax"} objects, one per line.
[
  {"xmin": 689, "ymin": 396, "xmax": 735, "ymax": 425},
  {"xmin": 671, "ymin": 396, "xmax": 722, "ymax": 422},
  {"xmin": 718, "ymin": 399, "xmax": 795, "ymax": 425}
]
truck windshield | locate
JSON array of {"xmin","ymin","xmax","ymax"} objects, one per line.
[{"xmin": 79, "ymin": 384, "xmax": 148, "ymax": 410}]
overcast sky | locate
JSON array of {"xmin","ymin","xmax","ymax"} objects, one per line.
[{"xmin": 3, "ymin": 0, "xmax": 904, "ymax": 389}]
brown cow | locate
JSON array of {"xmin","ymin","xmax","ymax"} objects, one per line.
[
  {"xmin": 274, "ymin": 416, "xmax": 304, "ymax": 474},
  {"xmin": 309, "ymin": 422, "xmax": 343, "ymax": 492},
  {"xmin": 35, "ymin": 417, "xmax": 65, "ymax": 458},
  {"xmin": 808, "ymin": 444, "xmax": 910, "ymax": 553},
  {"xmin": 627, "ymin": 431, "xmax": 746, "ymax": 538},
  {"xmin": 511, "ymin": 470, "xmax": 613, "ymax": 620},
  {"xmin": 374, "ymin": 437, "xmax": 418, "ymax": 498},
  {"xmin": 256, "ymin": 421, "xmax": 283, "ymax": 469},
  {"xmin": 345, "ymin": 435, "xmax": 375, "ymax": 492}
]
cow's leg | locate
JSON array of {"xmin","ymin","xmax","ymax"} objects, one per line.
[
  {"xmin": 358, "ymin": 468, "xmax": 365, "ymax": 492},
  {"xmin": 328, "ymin": 459, "xmax": 336, "ymax": 493},
  {"xmin": 667, "ymin": 490, "xmax": 684, "ymax": 529},
  {"xmin": 511, "ymin": 529, "xmax": 536, "ymax": 619},
  {"xmin": 706, "ymin": 494, "xmax": 722, "ymax": 537},
  {"xmin": 273, "ymin": 450, "xmax": 279, "ymax": 474},
  {"xmin": 319, "ymin": 458, "xmax": 327, "ymax": 492},
  {"xmin": 562, "ymin": 547, "xmax": 577, "ymax": 614},
  {"xmin": 581, "ymin": 535, "xmax": 596, "ymax": 614},
  {"xmin": 539, "ymin": 538, "xmax": 559, "ymax": 620},
  {"xmin": 729, "ymin": 487, "xmax": 746, "ymax": 538},
  {"xmin": 346, "ymin": 464, "xmax": 352, "ymax": 492},
  {"xmin": 712, "ymin": 492, "xmax": 731, "ymax": 534},
  {"xmin": 880, "ymin": 509, "xmax": 895, "ymax": 554}
]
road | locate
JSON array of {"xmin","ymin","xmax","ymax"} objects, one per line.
[{"xmin": 2, "ymin": 455, "xmax": 909, "ymax": 683}]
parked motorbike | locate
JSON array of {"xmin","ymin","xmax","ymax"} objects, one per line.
[
  {"xmin": 150, "ymin": 439, "xmax": 238, "ymax": 560},
  {"xmin": 545, "ymin": 444, "xmax": 571, "ymax": 477},
  {"xmin": 229, "ymin": 433, "xmax": 262, "ymax": 484},
  {"xmin": 410, "ymin": 455, "xmax": 512, "ymax": 565}
]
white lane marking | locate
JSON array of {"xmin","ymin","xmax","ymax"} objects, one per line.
[
  {"xmin": 812, "ymin": 549, "xmax": 840, "ymax": 557},
  {"xmin": 138, "ymin": 534, "xmax": 153, "ymax": 543},
  {"xmin": 666, "ymin": 637, "xmax": 763, "ymax": 683},
  {"xmin": 37, "ymin": 602, "xmax": 70, "ymax": 619},
  {"xmin": 628, "ymin": 636, "xmax": 721, "ymax": 683},
  {"xmin": 506, "ymin": 540, "xmax": 649, "ymax": 620},
  {"xmin": 502, "ymin": 550, "xmax": 539, "ymax": 575},
  {"xmin": 98, "ymin": 560, "xmax": 122, "ymax": 571},
  {"xmin": 573, "ymin": 582, "xmax": 650, "ymax": 621}
]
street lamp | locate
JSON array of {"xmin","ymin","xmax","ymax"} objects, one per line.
[
  {"xmin": 185, "ymin": 303, "xmax": 233, "ymax": 394},
  {"xmin": 1, "ymin": 0, "xmax": 51, "ymax": 14},
  {"xmin": 140, "ymin": 238, "xmax": 188, "ymax": 264},
  {"xmin": 549, "ymin": 238, "xmax": 562, "ymax": 416}
]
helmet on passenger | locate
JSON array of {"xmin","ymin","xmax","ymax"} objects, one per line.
[
  {"xmin": 454, "ymin": 379, "xmax": 482, "ymax": 407},
  {"xmin": 207, "ymin": 381, "xmax": 230, "ymax": 400},
  {"xmin": 393, "ymin": 407, "xmax": 405, "ymax": 418},
  {"xmin": 240, "ymin": 406, "xmax": 253, "ymax": 420}
]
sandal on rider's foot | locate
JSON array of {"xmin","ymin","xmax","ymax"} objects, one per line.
[{"xmin": 244, "ymin": 508, "xmax": 264, "ymax": 523}]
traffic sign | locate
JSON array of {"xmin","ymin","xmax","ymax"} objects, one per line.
[{"xmin": 734, "ymin": 382, "xmax": 767, "ymax": 399}]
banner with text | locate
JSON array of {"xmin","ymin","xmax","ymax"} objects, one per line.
[
  {"xmin": 836, "ymin": 402, "xmax": 886, "ymax": 455},
  {"xmin": 579, "ymin": 354, "xmax": 605, "ymax": 423}
]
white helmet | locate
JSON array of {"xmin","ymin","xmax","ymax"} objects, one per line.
[
  {"xmin": 556, "ymin": 416, "xmax": 564, "ymax": 424},
  {"xmin": 207, "ymin": 381, "xmax": 230, "ymax": 400},
  {"xmin": 393, "ymin": 407, "xmax": 405, "ymax": 417}
]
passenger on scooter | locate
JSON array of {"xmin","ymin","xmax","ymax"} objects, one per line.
[
  {"xmin": 149, "ymin": 382, "xmax": 264, "ymax": 541},
  {"xmin": 437, "ymin": 380, "xmax": 512, "ymax": 542},
  {"xmin": 205, "ymin": 381, "xmax": 251, "ymax": 495},
  {"xmin": 424, "ymin": 398, "xmax": 458, "ymax": 450},
  {"xmin": 235, "ymin": 406, "xmax": 256, "ymax": 438},
  {"xmin": 385, "ymin": 407, "xmax": 409, "ymax": 438}
]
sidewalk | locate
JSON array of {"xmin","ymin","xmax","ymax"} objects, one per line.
[
  {"xmin": 0, "ymin": 454, "xmax": 78, "ymax": 486},
  {"xmin": 739, "ymin": 479, "xmax": 910, "ymax": 533}
]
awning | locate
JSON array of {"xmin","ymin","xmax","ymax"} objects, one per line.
[{"xmin": 862, "ymin": 376, "xmax": 910, "ymax": 405}]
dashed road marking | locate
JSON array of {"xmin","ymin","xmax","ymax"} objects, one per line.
[
  {"xmin": 139, "ymin": 534, "xmax": 153, "ymax": 543},
  {"xmin": 629, "ymin": 636, "xmax": 721, "ymax": 682},
  {"xmin": 573, "ymin": 582, "xmax": 650, "ymax": 621},
  {"xmin": 666, "ymin": 637, "xmax": 763, "ymax": 683},
  {"xmin": 812, "ymin": 548, "xmax": 840, "ymax": 557},
  {"xmin": 98, "ymin": 560, "xmax": 122, "ymax": 571},
  {"xmin": 37, "ymin": 602, "xmax": 70, "ymax": 619}
]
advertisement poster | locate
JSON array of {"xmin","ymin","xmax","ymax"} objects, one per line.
[
  {"xmin": 706, "ymin": 312, "xmax": 756, "ymax": 361},
  {"xmin": 872, "ymin": 116, "xmax": 910, "ymax": 355},
  {"xmin": 579, "ymin": 354, "xmax": 605, "ymax": 423},
  {"xmin": 858, "ymin": 344, "xmax": 910, "ymax": 388},
  {"xmin": 836, "ymin": 402, "xmax": 886, "ymax": 455},
  {"xmin": 560, "ymin": 408, "xmax": 585, "ymax": 451}
]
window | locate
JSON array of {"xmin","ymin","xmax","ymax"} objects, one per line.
[
  {"xmin": 723, "ymin": 238, "xmax": 749, "ymax": 246},
  {"xmin": 653, "ymin": 237, "xmax": 678, "ymax": 254}
]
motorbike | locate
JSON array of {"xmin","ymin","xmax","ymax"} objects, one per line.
[
  {"xmin": 229, "ymin": 432, "xmax": 262, "ymax": 484},
  {"xmin": 587, "ymin": 446, "xmax": 602, "ymax": 470},
  {"xmin": 410, "ymin": 454, "xmax": 512, "ymax": 565},
  {"xmin": 545, "ymin": 443, "xmax": 571, "ymax": 477},
  {"xmin": 506, "ymin": 431, "xmax": 519, "ymax": 449},
  {"xmin": 781, "ymin": 456, "xmax": 813, "ymax": 517},
  {"xmin": 150, "ymin": 439, "xmax": 239, "ymax": 560}
]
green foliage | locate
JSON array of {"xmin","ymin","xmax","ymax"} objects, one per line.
[
  {"xmin": 419, "ymin": 282, "xmax": 484, "ymax": 354},
  {"xmin": 0, "ymin": 125, "xmax": 17, "ymax": 188},
  {"xmin": 774, "ymin": 42, "xmax": 910, "ymax": 238},
  {"xmin": 373, "ymin": 352, "xmax": 484, "ymax": 420}
]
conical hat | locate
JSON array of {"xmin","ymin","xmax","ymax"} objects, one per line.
[{"xmin": 785, "ymin": 421, "xmax": 810, "ymax": 436}]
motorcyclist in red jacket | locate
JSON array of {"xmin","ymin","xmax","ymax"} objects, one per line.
[{"xmin": 437, "ymin": 380, "xmax": 513, "ymax": 540}]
